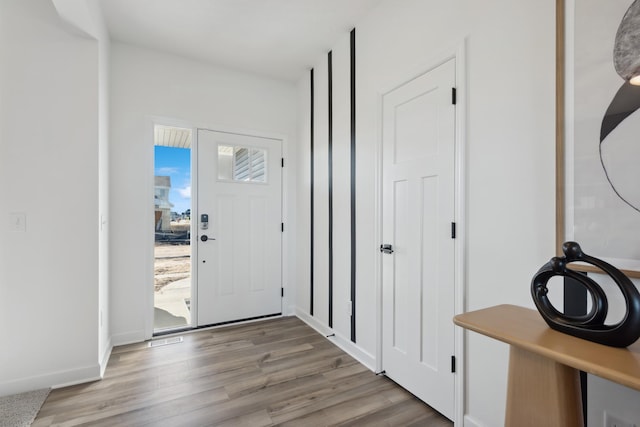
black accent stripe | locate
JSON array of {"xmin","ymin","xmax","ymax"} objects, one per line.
[
  {"xmin": 310, "ymin": 69, "xmax": 315, "ymax": 316},
  {"xmin": 350, "ymin": 28, "xmax": 357, "ymax": 342},
  {"xmin": 328, "ymin": 51, "xmax": 334, "ymax": 328},
  {"xmin": 564, "ymin": 274, "xmax": 587, "ymax": 423}
]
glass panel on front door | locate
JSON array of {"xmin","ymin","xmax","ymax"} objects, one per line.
[{"xmin": 218, "ymin": 145, "xmax": 267, "ymax": 183}]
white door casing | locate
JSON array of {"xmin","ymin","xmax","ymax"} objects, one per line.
[
  {"xmin": 381, "ymin": 58, "xmax": 456, "ymax": 420},
  {"xmin": 196, "ymin": 129, "xmax": 282, "ymax": 326}
]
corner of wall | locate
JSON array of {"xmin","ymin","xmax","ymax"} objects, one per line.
[
  {"xmin": 111, "ymin": 330, "xmax": 146, "ymax": 347},
  {"xmin": 295, "ymin": 309, "xmax": 376, "ymax": 372},
  {"xmin": 463, "ymin": 415, "xmax": 487, "ymax": 427},
  {"xmin": 99, "ymin": 338, "xmax": 113, "ymax": 378}
]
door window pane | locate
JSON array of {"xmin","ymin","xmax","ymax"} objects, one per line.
[{"xmin": 218, "ymin": 145, "xmax": 267, "ymax": 183}]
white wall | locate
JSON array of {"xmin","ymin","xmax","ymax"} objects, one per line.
[
  {"xmin": 109, "ymin": 43, "xmax": 298, "ymax": 344},
  {"xmin": 0, "ymin": 0, "xmax": 102, "ymax": 395},
  {"xmin": 589, "ymin": 374, "xmax": 640, "ymax": 426},
  {"xmin": 295, "ymin": 0, "xmax": 556, "ymax": 425}
]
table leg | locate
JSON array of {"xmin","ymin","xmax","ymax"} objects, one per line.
[{"xmin": 505, "ymin": 346, "xmax": 584, "ymax": 427}]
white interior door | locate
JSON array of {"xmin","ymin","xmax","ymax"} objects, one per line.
[
  {"xmin": 381, "ymin": 59, "xmax": 456, "ymax": 420},
  {"xmin": 196, "ymin": 129, "xmax": 282, "ymax": 326}
]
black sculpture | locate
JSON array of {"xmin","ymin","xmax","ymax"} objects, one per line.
[{"xmin": 531, "ymin": 242, "xmax": 640, "ymax": 347}]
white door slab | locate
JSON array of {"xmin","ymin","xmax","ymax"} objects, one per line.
[
  {"xmin": 196, "ymin": 129, "xmax": 282, "ymax": 326},
  {"xmin": 381, "ymin": 58, "xmax": 456, "ymax": 420}
]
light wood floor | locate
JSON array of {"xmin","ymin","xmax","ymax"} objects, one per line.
[{"xmin": 33, "ymin": 317, "xmax": 453, "ymax": 426}]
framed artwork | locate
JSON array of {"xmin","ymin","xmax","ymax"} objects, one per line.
[{"xmin": 557, "ymin": 0, "xmax": 640, "ymax": 277}]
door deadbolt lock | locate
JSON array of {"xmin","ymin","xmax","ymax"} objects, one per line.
[{"xmin": 200, "ymin": 213, "xmax": 209, "ymax": 230}]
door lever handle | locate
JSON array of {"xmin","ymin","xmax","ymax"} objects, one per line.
[{"xmin": 380, "ymin": 244, "xmax": 394, "ymax": 254}]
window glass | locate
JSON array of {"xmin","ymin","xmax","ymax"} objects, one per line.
[{"xmin": 218, "ymin": 145, "xmax": 267, "ymax": 183}]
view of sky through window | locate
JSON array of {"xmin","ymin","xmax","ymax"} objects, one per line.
[{"xmin": 154, "ymin": 146, "xmax": 191, "ymax": 215}]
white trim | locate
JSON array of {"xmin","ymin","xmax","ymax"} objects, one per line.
[
  {"xmin": 374, "ymin": 87, "xmax": 384, "ymax": 373},
  {"xmin": 143, "ymin": 115, "xmax": 291, "ymax": 337},
  {"xmin": 463, "ymin": 415, "xmax": 487, "ymax": 427},
  {"xmin": 454, "ymin": 39, "xmax": 469, "ymax": 427},
  {"xmin": 331, "ymin": 330, "xmax": 376, "ymax": 372},
  {"xmin": 0, "ymin": 364, "xmax": 101, "ymax": 397},
  {"xmin": 191, "ymin": 127, "xmax": 200, "ymax": 327},
  {"xmin": 99, "ymin": 338, "xmax": 113, "ymax": 378},
  {"xmin": 374, "ymin": 41, "xmax": 468, "ymax": 427},
  {"xmin": 146, "ymin": 116, "xmax": 293, "ymax": 334},
  {"xmin": 295, "ymin": 310, "xmax": 376, "ymax": 371},
  {"xmin": 295, "ymin": 308, "xmax": 333, "ymax": 336},
  {"xmin": 146, "ymin": 116, "xmax": 197, "ymax": 337},
  {"xmin": 281, "ymin": 135, "xmax": 290, "ymax": 317},
  {"xmin": 144, "ymin": 117, "xmax": 156, "ymax": 340}
]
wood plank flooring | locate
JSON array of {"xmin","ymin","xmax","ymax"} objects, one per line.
[{"xmin": 33, "ymin": 317, "xmax": 453, "ymax": 426}]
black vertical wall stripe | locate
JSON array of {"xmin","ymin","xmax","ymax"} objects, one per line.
[
  {"xmin": 350, "ymin": 28, "xmax": 357, "ymax": 342},
  {"xmin": 328, "ymin": 51, "xmax": 334, "ymax": 328},
  {"xmin": 564, "ymin": 274, "xmax": 588, "ymax": 421},
  {"xmin": 310, "ymin": 69, "xmax": 315, "ymax": 316}
]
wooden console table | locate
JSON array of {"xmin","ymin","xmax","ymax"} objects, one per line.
[{"xmin": 454, "ymin": 304, "xmax": 640, "ymax": 427}]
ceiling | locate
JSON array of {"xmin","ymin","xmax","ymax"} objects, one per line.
[
  {"xmin": 154, "ymin": 125, "xmax": 192, "ymax": 149},
  {"xmin": 99, "ymin": 0, "xmax": 383, "ymax": 82}
]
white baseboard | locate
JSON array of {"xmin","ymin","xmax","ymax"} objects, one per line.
[
  {"xmin": 463, "ymin": 415, "xmax": 486, "ymax": 427},
  {"xmin": 0, "ymin": 363, "xmax": 101, "ymax": 397},
  {"xmin": 330, "ymin": 330, "xmax": 376, "ymax": 372},
  {"xmin": 111, "ymin": 329, "xmax": 146, "ymax": 347},
  {"xmin": 295, "ymin": 309, "xmax": 376, "ymax": 372},
  {"xmin": 295, "ymin": 309, "xmax": 333, "ymax": 336},
  {"xmin": 99, "ymin": 338, "xmax": 113, "ymax": 378}
]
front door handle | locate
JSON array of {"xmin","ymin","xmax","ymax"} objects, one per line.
[
  {"xmin": 380, "ymin": 244, "xmax": 394, "ymax": 254},
  {"xmin": 201, "ymin": 235, "xmax": 215, "ymax": 242}
]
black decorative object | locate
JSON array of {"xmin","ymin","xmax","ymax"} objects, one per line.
[{"xmin": 531, "ymin": 241, "xmax": 640, "ymax": 347}]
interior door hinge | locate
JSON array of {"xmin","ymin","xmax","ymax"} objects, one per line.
[
  {"xmin": 451, "ymin": 355, "xmax": 456, "ymax": 373},
  {"xmin": 281, "ymin": 158, "xmax": 284, "ymax": 167},
  {"xmin": 452, "ymin": 87, "xmax": 457, "ymax": 105},
  {"xmin": 451, "ymin": 222, "xmax": 456, "ymax": 239},
  {"xmin": 281, "ymin": 222, "xmax": 284, "ymax": 232},
  {"xmin": 281, "ymin": 287, "xmax": 284, "ymax": 297}
]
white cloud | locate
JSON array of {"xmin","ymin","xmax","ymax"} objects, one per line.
[
  {"xmin": 157, "ymin": 167, "xmax": 178, "ymax": 174},
  {"xmin": 178, "ymin": 186, "xmax": 191, "ymax": 198}
]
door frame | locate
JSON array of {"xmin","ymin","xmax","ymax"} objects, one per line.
[
  {"xmin": 145, "ymin": 118, "xmax": 291, "ymax": 338},
  {"xmin": 374, "ymin": 42, "xmax": 467, "ymax": 425},
  {"xmin": 145, "ymin": 115, "xmax": 197, "ymax": 339}
]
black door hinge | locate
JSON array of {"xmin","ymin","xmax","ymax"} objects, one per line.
[
  {"xmin": 281, "ymin": 287, "xmax": 284, "ymax": 297},
  {"xmin": 281, "ymin": 222, "xmax": 284, "ymax": 232},
  {"xmin": 281, "ymin": 158, "xmax": 284, "ymax": 167},
  {"xmin": 451, "ymin": 222, "xmax": 456, "ymax": 239},
  {"xmin": 451, "ymin": 355, "xmax": 456, "ymax": 373},
  {"xmin": 452, "ymin": 87, "xmax": 457, "ymax": 105}
]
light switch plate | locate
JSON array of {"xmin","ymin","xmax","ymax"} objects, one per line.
[{"xmin": 9, "ymin": 212, "xmax": 26, "ymax": 232}]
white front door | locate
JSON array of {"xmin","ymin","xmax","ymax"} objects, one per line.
[
  {"xmin": 196, "ymin": 129, "xmax": 282, "ymax": 326},
  {"xmin": 381, "ymin": 59, "xmax": 456, "ymax": 420}
]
